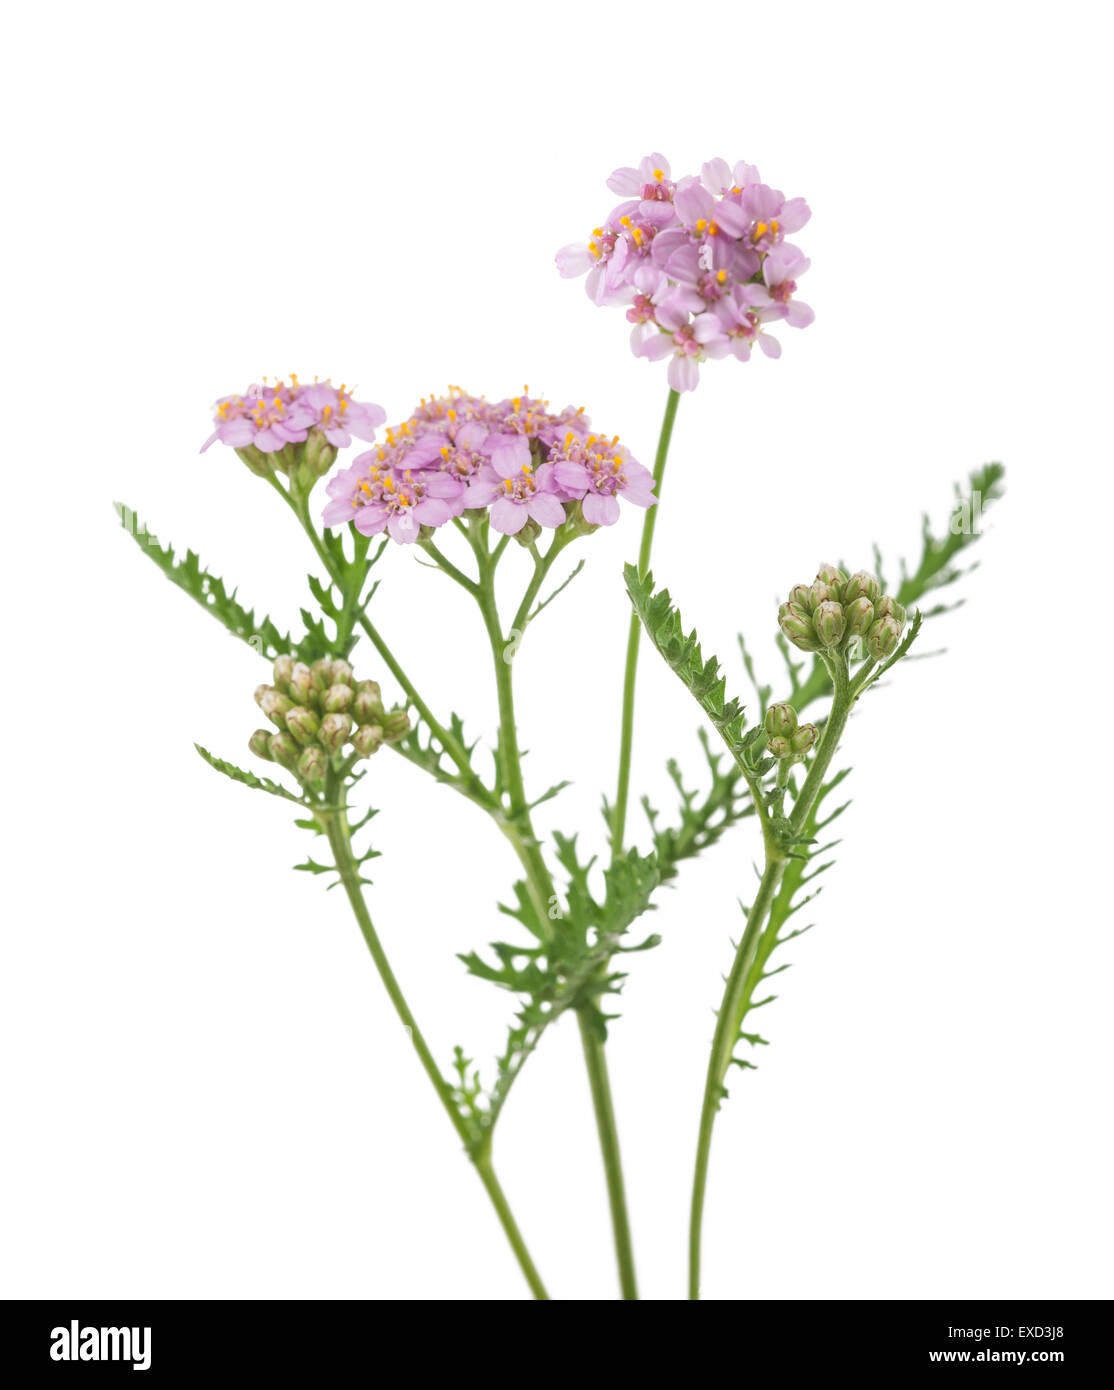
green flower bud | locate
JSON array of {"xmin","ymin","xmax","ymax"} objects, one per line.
[
  {"xmin": 767, "ymin": 735, "xmax": 794, "ymax": 760},
  {"xmin": 285, "ymin": 706, "xmax": 320, "ymax": 746},
  {"xmin": 273, "ymin": 655, "xmax": 296, "ymax": 689},
  {"xmin": 563, "ymin": 499, "xmax": 599, "ymax": 537},
  {"xmin": 513, "ymin": 516, "xmax": 543, "ymax": 547},
  {"xmin": 844, "ymin": 596, "xmax": 875, "ymax": 640},
  {"xmin": 843, "ymin": 571, "xmax": 880, "ymax": 605},
  {"xmin": 764, "ymin": 702, "xmax": 798, "ymax": 738},
  {"xmin": 310, "ymin": 659, "xmax": 334, "ymax": 691},
  {"xmin": 287, "ymin": 663, "xmax": 314, "ymax": 702},
  {"xmin": 788, "ymin": 584, "xmax": 812, "ymax": 611},
  {"xmin": 381, "ymin": 710, "xmax": 411, "ymax": 741},
  {"xmin": 330, "ymin": 660, "xmax": 354, "ymax": 688},
  {"xmin": 866, "ymin": 616, "xmax": 902, "ymax": 661},
  {"xmin": 812, "ymin": 599, "xmax": 846, "ymax": 648},
  {"xmin": 779, "ymin": 603, "xmax": 819, "ymax": 651},
  {"xmin": 808, "ymin": 579, "xmax": 833, "ymax": 611},
  {"xmin": 304, "ymin": 428, "xmax": 339, "ymax": 478},
  {"xmin": 256, "ymin": 686, "xmax": 295, "ymax": 727},
  {"xmin": 778, "ymin": 611, "xmax": 823, "ymax": 647},
  {"xmin": 790, "ymin": 723, "xmax": 819, "ymax": 755},
  {"xmin": 297, "ymin": 745, "xmax": 328, "ymax": 782},
  {"xmin": 249, "ymin": 729, "xmax": 274, "ymax": 761},
  {"xmin": 874, "ymin": 595, "xmax": 907, "ymax": 626},
  {"xmin": 268, "ymin": 731, "xmax": 300, "ymax": 769},
  {"xmin": 352, "ymin": 723, "xmax": 384, "ymax": 757},
  {"xmin": 319, "ymin": 711, "xmax": 353, "ymax": 752},
  {"xmin": 233, "ymin": 444, "xmax": 274, "ymax": 477},
  {"xmin": 816, "ymin": 562, "xmax": 847, "ymax": 590},
  {"xmin": 323, "ymin": 683, "xmax": 354, "ymax": 714},
  {"xmin": 353, "ymin": 688, "xmax": 384, "ymax": 724}
]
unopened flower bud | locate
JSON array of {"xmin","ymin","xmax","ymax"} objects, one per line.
[
  {"xmin": 874, "ymin": 595, "xmax": 907, "ymax": 626},
  {"xmin": 844, "ymin": 596, "xmax": 875, "ymax": 640},
  {"xmin": 808, "ymin": 579, "xmax": 833, "ymax": 611},
  {"xmin": 330, "ymin": 660, "xmax": 354, "ymax": 688},
  {"xmin": 866, "ymin": 616, "xmax": 902, "ymax": 661},
  {"xmin": 353, "ymin": 688, "xmax": 383, "ymax": 723},
  {"xmin": 767, "ymin": 735, "xmax": 794, "ymax": 759},
  {"xmin": 257, "ymin": 687, "xmax": 295, "ymax": 727},
  {"xmin": 813, "ymin": 599, "xmax": 846, "ymax": 648},
  {"xmin": 513, "ymin": 516, "xmax": 543, "ymax": 547},
  {"xmin": 816, "ymin": 563, "xmax": 847, "ymax": 589},
  {"xmin": 249, "ymin": 729, "xmax": 274, "ymax": 761},
  {"xmin": 843, "ymin": 571, "xmax": 880, "ymax": 605},
  {"xmin": 564, "ymin": 499, "xmax": 600, "ymax": 537},
  {"xmin": 779, "ymin": 604, "xmax": 819, "ymax": 652},
  {"xmin": 297, "ymin": 746, "xmax": 328, "ymax": 782},
  {"xmin": 273, "ymin": 655, "xmax": 296, "ymax": 688},
  {"xmin": 285, "ymin": 706, "xmax": 320, "ymax": 746},
  {"xmin": 323, "ymin": 683, "xmax": 354, "ymax": 714},
  {"xmin": 788, "ymin": 584, "xmax": 812, "ymax": 610},
  {"xmin": 268, "ymin": 731, "xmax": 300, "ymax": 769},
  {"xmin": 304, "ymin": 428, "xmax": 339, "ymax": 478},
  {"xmin": 310, "ymin": 659, "xmax": 334, "ymax": 691},
  {"xmin": 287, "ymin": 662, "xmax": 314, "ymax": 702},
  {"xmin": 234, "ymin": 444, "xmax": 273, "ymax": 477},
  {"xmin": 319, "ymin": 711, "xmax": 353, "ymax": 752},
  {"xmin": 381, "ymin": 710, "xmax": 411, "ymax": 741},
  {"xmin": 764, "ymin": 703, "xmax": 798, "ymax": 738},
  {"xmin": 352, "ymin": 723, "xmax": 384, "ymax": 757},
  {"xmin": 790, "ymin": 723, "xmax": 819, "ymax": 755}
]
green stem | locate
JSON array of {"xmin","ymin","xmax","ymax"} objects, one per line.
[
  {"xmin": 322, "ymin": 780, "xmax": 548, "ymax": 1300},
  {"xmin": 286, "ymin": 490, "xmax": 478, "ymax": 786},
  {"xmin": 688, "ymin": 856, "xmax": 785, "ymax": 1300},
  {"xmin": 611, "ymin": 388, "xmax": 681, "ymax": 853},
  {"xmin": 578, "ymin": 1015, "xmax": 639, "ymax": 1299},
  {"xmin": 473, "ymin": 535, "xmax": 639, "ymax": 1299},
  {"xmin": 687, "ymin": 652, "xmax": 856, "ymax": 1300}
]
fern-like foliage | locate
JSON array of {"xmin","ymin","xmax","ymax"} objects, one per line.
[
  {"xmin": 116, "ymin": 504, "xmax": 303, "ymax": 659},
  {"xmin": 115, "ymin": 502, "xmax": 384, "ymax": 664},
  {"xmin": 459, "ymin": 837, "xmax": 661, "ymax": 1135},
  {"xmin": 724, "ymin": 769, "xmax": 851, "ymax": 1084},
  {"xmin": 194, "ymin": 743, "xmax": 310, "ymax": 805}
]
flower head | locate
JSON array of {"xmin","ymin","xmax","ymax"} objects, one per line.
[
  {"xmin": 322, "ymin": 388, "xmax": 654, "ymax": 543},
  {"xmin": 201, "ymin": 376, "xmax": 387, "ymax": 487},
  {"xmin": 557, "ymin": 155, "xmax": 813, "ymax": 390}
]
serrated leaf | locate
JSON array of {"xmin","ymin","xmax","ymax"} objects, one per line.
[{"xmin": 194, "ymin": 743, "xmax": 308, "ymax": 805}]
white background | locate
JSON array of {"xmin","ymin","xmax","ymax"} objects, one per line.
[{"xmin": 3, "ymin": 1, "xmax": 1111, "ymax": 1301}]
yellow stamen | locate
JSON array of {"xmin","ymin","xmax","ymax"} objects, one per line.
[
  {"xmin": 653, "ymin": 168, "xmax": 664, "ymax": 180},
  {"xmin": 503, "ymin": 478, "xmax": 513, "ymax": 491},
  {"xmin": 754, "ymin": 222, "xmax": 768, "ymax": 238},
  {"xmin": 290, "ymin": 373, "xmax": 299, "ymax": 388},
  {"xmin": 632, "ymin": 227, "xmax": 643, "ymax": 246},
  {"xmin": 322, "ymin": 404, "xmax": 331, "ymax": 419},
  {"xmin": 708, "ymin": 221, "xmax": 719, "ymax": 236},
  {"xmin": 695, "ymin": 219, "xmax": 707, "ymax": 233},
  {"xmin": 717, "ymin": 269, "xmax": 727, "ymax": 284},
  {"xmin": 619, "ymin": 215, "xmax": 632, "ymax": 227}
]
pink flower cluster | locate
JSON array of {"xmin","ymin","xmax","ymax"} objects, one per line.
[
  {"xmin": 322, "ymin": 389, "xmax": 656, "ymax": 544},
  {"xmin": 556, "ymin": 154, "xmax": 813, "ymax": 391},
  {"xmin": 201, "ymin": 377, "xmax": 387, "ymax": 454}
]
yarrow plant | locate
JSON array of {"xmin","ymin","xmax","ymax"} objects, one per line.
[{"xmin": 118, "ymin": 150, "xmax": 1003, "ymax": 1301}]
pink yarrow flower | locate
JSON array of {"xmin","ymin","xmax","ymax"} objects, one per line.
[
  {"xmin": 201, "ymin": 376, "xmax": 386, "ymax": 455},
  {"xmin": 556, "ymin": 154, "xmax": 813, "ymax": 390},
  {"xmin": 322, "ymin": 388, "xmax": 655, "ymax": 543}
]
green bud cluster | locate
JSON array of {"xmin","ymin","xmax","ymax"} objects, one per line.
[
  {"xmin": 778, "ymin": 563, "xmax": 907, "ymax": 660},
  {"xmin": 763, "ymin": 702, "xmax": 819, "ymax": 761},
  {"xmin": 249, "ymin": 656, "xmax": 410, "ymax": 782}
]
